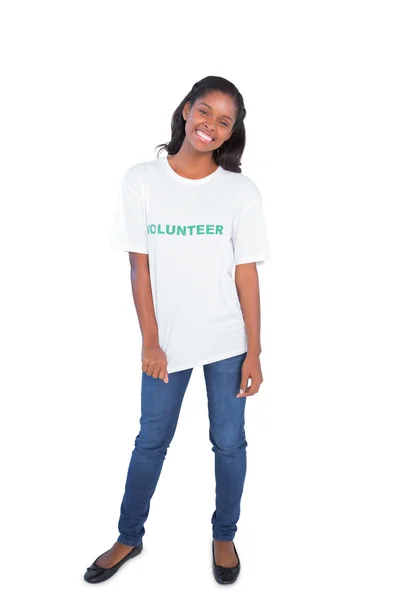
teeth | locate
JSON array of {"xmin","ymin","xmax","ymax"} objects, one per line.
[{"xmin": 196, "ymin": 129, "xmax": 213, "ymax": 141}]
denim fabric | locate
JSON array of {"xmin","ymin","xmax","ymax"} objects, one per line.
[{"xmin": 117, "ymin": 351, "xmax": 248, "ymax": 546}]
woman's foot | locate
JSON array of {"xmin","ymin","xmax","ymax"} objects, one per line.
[
  {"xmin": 213, "ymin": 540, "xmax": 239, "ymax": 568},
  {"xmin": 95, "ymin": 541, "xmax": 136, "ymax": 568}
]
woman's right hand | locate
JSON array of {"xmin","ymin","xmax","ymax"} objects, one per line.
[{"xmin": 141, "ymin": 344, "xmax": 169, "ymax": 383}]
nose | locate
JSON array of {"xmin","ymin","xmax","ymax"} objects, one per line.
[{"xmin": 204, "ymin": 120, "xmax": 217, "ymax": 133}]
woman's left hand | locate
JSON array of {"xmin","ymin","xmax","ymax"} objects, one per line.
[{"xmin": 236, "ymin": 355, "xmax": 263, "ymax": 397}]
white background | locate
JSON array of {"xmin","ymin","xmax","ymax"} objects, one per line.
[{"xmin": 1, "ymin": 1, "xmax": 399, "ymax": 598}]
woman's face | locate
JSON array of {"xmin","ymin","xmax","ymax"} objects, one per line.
[{"xmin": 182, "ymin": 91, "xmax": 237, "ymax": 153}]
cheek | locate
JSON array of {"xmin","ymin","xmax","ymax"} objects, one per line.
[
  {"xmin": 184, "ymin": 120, "xmax": 193, "ymax": 137},
  {"xmin": 186, "ymin": 116, "xmax": 198, "ymax": 132}
]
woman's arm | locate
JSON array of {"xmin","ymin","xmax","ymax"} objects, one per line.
[
  {"xmin": 129, "ymin": 252, "xmax": 159, "ymax": 346},
  {"xmin": 234, "ymin": 262, "xmax": 262, "ymax": 357},
  {"xmin": 234, "ymin": 262, "xmax": 264, "ymax": 397},
  {"xmin": 128, "ymin": 253, "xmax": 169, "ymax": 381}
]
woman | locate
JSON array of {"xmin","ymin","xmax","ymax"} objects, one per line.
[{"xmin": 84, "ymin": 75, "xmax": 271, "ymax": 585}]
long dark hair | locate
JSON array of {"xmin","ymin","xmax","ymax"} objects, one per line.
[{"xmin": 155, "ymin": 75, "xmax": 247, "ymax": 173}]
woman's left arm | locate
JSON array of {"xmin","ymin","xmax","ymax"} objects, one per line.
[{"xmin": 234, "ymin": 263, "xmax": 263, "ymax": 397}]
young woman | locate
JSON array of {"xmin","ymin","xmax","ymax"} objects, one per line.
[{"xmin": 84, "ymin": 75, "xmax": 271, "ymax": 585}]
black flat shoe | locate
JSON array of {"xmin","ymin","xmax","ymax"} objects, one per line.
[
  {"xmin": 212, "ymin": 540, "xmax": 241, "ymax": 584},
  {"xmin": 84, "ymin": 542, "xmax": 143, "ymax": 583}
]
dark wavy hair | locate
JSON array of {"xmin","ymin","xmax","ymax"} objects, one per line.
[{"xmin": 155, "ymin": 75, "xmax": 247, "ymax": 173}]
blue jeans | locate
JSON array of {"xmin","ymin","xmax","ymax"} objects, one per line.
[{"xmin": 117, "ymin": 351, "xmax": 248, "ymax": 545}]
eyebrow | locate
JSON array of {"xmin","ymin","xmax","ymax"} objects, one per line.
[{"xmin": 198, "ymin": 102, "xmax": 234, "ymax": 123}]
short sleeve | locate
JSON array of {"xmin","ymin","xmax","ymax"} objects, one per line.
[
  {"xmin": 232, "ymin": 181, "xmax": 271, "ymax": 266},
  {"xmin": 109, "ymin": 169, "xmax": 148, "ymax": 254}
]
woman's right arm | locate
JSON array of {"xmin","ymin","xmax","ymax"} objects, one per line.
[{"xmin": 129, "ymin": 252, "xmax": 169, "ymax": 383}]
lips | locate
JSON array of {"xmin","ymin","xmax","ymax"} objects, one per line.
[{"xmin": 196, "ymin": 129, "xmax": 215, "ymax": 142}]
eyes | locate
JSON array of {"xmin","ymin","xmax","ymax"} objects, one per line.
[{"xmin": 199, "ymin": 108, "xmax": 229, "ymax": 128}]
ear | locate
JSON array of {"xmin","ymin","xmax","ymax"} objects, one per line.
[{"xmin": 182, "ymin": 101, "xmax": 191, "ymax": 121}]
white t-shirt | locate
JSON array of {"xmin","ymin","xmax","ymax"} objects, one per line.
[{"xmin": 109, "ymin": 154, "xmax": 271, "ymax": 373}]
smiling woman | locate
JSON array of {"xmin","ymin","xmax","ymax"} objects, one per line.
[{"xmin": 86, "ymin": 75, "xmax": 271, "ymax": 587}]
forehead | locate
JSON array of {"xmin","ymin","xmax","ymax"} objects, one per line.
[{"xmin": 195, "ymin": 92, "xmax": 236, "ymax": 116}]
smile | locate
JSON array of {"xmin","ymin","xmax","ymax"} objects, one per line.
[{"xmin": 195, "ymin": 129, "xmax": 214, "ymax": 143}]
